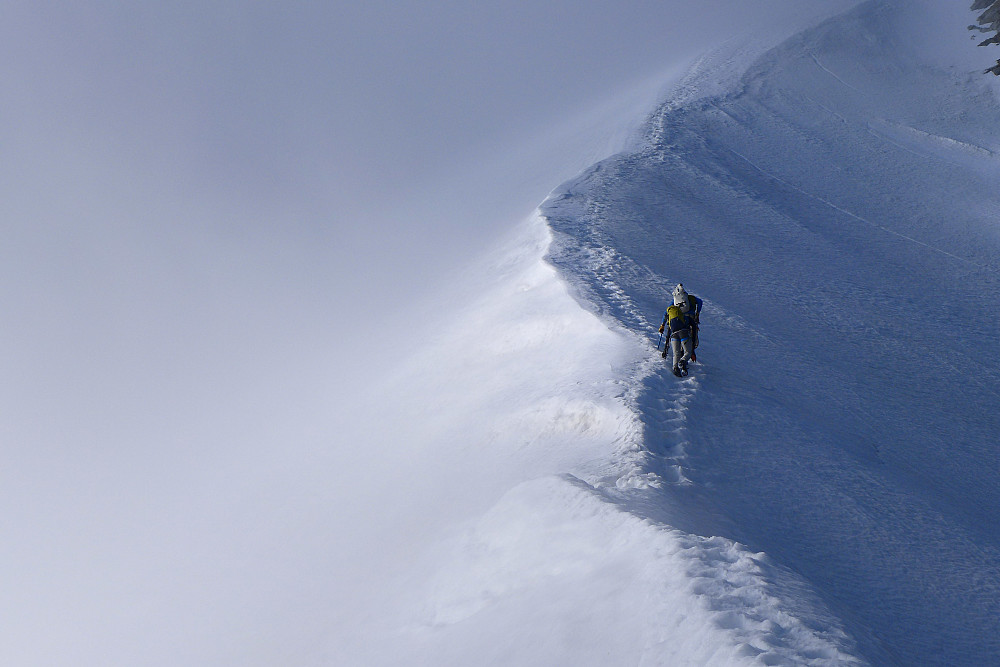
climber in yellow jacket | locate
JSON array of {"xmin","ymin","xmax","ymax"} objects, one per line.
[{"xmin": 658, "ymin": 283, "xmax": 702, "ymax": 377}]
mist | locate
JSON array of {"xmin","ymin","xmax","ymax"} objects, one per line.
[{"xmin": 1, "ymin": 1, "xmax": 860, "ymax": 664}]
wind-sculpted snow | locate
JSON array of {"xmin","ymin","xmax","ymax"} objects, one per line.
[
  {"xmin": 365, "ymin": 217, "xmax": 862, "ymax": 666},
  {"xmin": 423, "ymin": 475, "xmax": 863, "ymax": 666},
  {"xmin": 543, "ymin": 2, "xmax": 1000, "ymax": 665}
]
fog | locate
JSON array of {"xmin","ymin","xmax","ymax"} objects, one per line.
[
  {"xmin": 1, "ymin": 1, "xmax": 847, "ymax": 375},
  {"xmin": 2, "ymin": 1, "xmax": 858, "ymax": 664}
]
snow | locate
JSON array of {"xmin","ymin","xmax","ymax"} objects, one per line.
[
  {"xmin": 539, "ymin": 1, "xmax": 1000, "ymax": 664},
  {"xmin": 345, "ymin": 1, "xmax": 1000, "ymax": 664},
  {"xmin": 335, "ymin": 218, "xmax": 863, "ymax": 666},
  {"xmin": 5, "ymin": 0, "xmax": 1000, "ymax": 665}
]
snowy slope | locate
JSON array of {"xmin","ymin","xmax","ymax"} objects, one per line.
[
  {"xmin": 542, "ymin": 1, "xmax": 1000, "ymax": 665},
  {"xmin": 336, "ymin": 2, "xmax": 1000, "ymax": 665},
  {"xmin": 353, "ymin": 215, "xmax": 865, "ymax": 666}
]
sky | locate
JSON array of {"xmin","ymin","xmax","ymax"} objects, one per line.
[{"xmin": 0, "ymin": 1, "xmax": 874, "ymax": 664}]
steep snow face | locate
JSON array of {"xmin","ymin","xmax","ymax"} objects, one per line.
[
  {"xmin": 543, "ymin": 1, "xmax": 1000, "ymax": 665},
  {"xmin": 349, "ymin": 219, "xmax": 864, "ymax": 666}
]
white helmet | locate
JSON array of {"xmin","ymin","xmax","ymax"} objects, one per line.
[{"xmin": 672, "ymin": 283, "xmax": 688, "ymax": 306}]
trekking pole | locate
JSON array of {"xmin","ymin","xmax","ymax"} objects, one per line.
[{"xmin": 656, "ymin": 332, "xmax": 662, "ymax": 351}]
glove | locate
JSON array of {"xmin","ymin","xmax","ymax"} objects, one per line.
[{"xmin": 658, "ymin": 324, "xmax": 664, "ymax": 333}]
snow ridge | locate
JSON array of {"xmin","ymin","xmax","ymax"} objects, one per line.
[{"xmin": 542, "ymin": 1, "xmax": 1000, "ymax": 665}]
